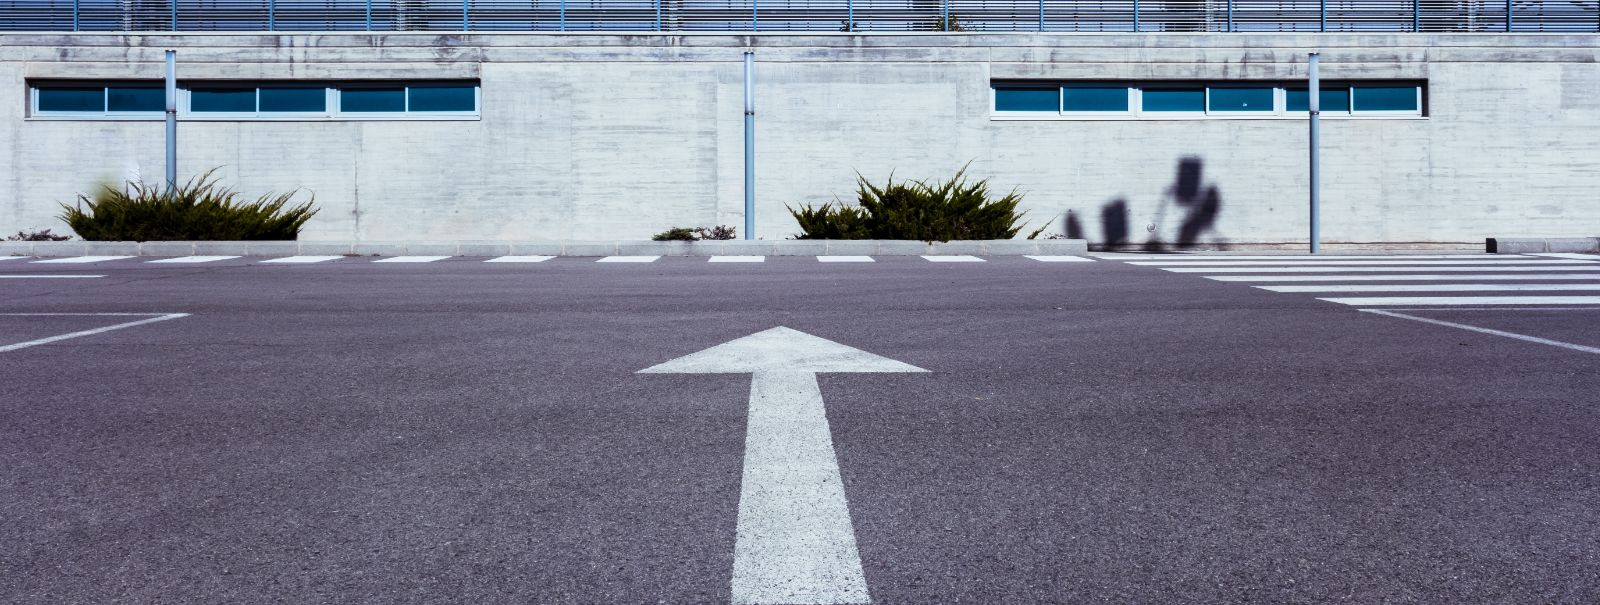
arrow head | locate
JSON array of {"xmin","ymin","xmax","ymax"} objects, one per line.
[{"xmin": 639, "ymin": 326, "xmax": 928, "ymax": 375}]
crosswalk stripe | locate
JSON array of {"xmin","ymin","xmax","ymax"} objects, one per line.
[
  {"xmin": 922, "ymin": 255, "xmax": 984, "ymax": 262},
  {"xmin": 817, "ymin": 256, "xmax": 874, "ymax": 263},
  {"xmin": 596, "ymin": 256, "xmax": 660, "ymax": 263},
  {"xmin": 1262, "ymin": 284, "xmax": 1600, "ymax": 293},
  {"xmin": 0, "ymin": 274, "xmax": 103, "ymax": 279},
  {"xmin": 1532, "ymin": 253, "xmax": 1600, "ymax": 260},
  {"xmin": 1361, "ymin": 309, "xmax": 1600, "ymax": 354},
  {"xmin": 1209, "ymin": 274, "xmax": 1600, "ymax": 282},
  {"xmin": 147, "ymin": 256, "xmax": 241, "ymax": 264},
  {"xmin": 372, "ymin": 256, "xmax": 451, "ymax": 263},
  {"xmin": 1320, "ymin": 296, "xmax": 1600, "ymax": 306},
  {"xmin": 1166, "ymin": 266, "xmax": 1600, "ymax": 273},
  {"xmin": 0, "ymin": 256, "xmax": 29, "ymax": 261},
  {"xmin": 1133, "ymin": 259, "xmax": 1594, "ymax": 266},
  {"xmin": 259, "ymin": 255, "xmax": 343, "ymax": 264},
  {"xmin": 1096, "ymin": 254, "xmax": 1510, "ymax": 260},
  {"xmin": 709, "ymin": 256, "xmax": 764, "ymax": 263},
  {"xmin": 1025, "ymin": 255, "xmax": 1094, "ymax": 262},
  {"xmin": 31, "ymin": 256, "xmax": 133, "ymax": 264},
  {"xmin": 485, "ymin": 255, "xmax": 555, "ymax": 263}
]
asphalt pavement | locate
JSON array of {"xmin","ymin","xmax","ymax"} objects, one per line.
[{"xmin": 1, "ymin": 254, "xmax": 1597, "ymax": 603}]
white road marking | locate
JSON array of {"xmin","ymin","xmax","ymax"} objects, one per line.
[
  {"xmin": 0, "ymin": 256, "xmax": 29, "ymax": 261},
  {"xmin": 372, "ymin": 256, "xmax": 451, "ymax": 263},
  {"xmin": 485, "ymin": 255, "xmax": 556, "ymax": 263},
  {"xmin": 0, "ymin": 312, "xmax": 189, "ymax": 353},
  {"xmin": 1096, "ymin": 254, "xmax": 1510, "ymax": 260},
  {"xmin": 1168, "ymin": 266, "xmax": 1600, "ymax": 273},
  {"xmin": 147, "ymin": 256, "xmax": 241, "ymax": 264},
  {"xmin": 922, "ymin": 255, "xmax": 984, "ymax": 262},
  {"xmin": 640, "ymin": 327, "xmax": 926, "ymax": 605},
  {"xmin": 1531, "ymin": 253, "xmax": 1600, "ymax": 260},
  {"xmin": 1025, "ymin": 255, "xmax": 1094, "ymax": 262},
  {"xmin": 596, "ymin": 256, "xmax": 660, "ymax": 263},
  {"xmin": 1321, "ymin": 296, "xmax": 1600, "ymax": 306},
  {"xmin": 817, "ymin": 256, "xmax": 874, "ymax": 263},
  {"xmin": 1261, "ymin": 284, "xmax": 1600, "ymax": 293},
  {"xmin": 259, "ymin": 255, "xmax": 343, "ymax": 264},
  {"xmin": 1134, "ymin": 259, "xmax": 1594, "ymax": 266},
  {"xmin": 31, "ymin": 256, "xmax": 133, "ymax": 264},
  {"xmin": 1360, "ymin": 309, "xmax": 1600, "ymax": 355},
  {"xmin": 0, "ymin": 275, "xmax": 104, "ymax": 279},
  {"xmin": 1207, "ymin": 274, "xmax": 1600, "ymax": 282},
  {"xmin": 710, "ymin": 256, "xmax": 766, "ymax": 263}
]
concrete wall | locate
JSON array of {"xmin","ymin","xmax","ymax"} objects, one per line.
[{"xmin": 1, "ymin": 33, "xmax": 1596, "ymax": 244}]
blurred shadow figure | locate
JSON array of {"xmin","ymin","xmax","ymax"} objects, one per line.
[
  {"xmin": 1100, "ymin": 199, "xmax": 1129, "ymax": 249},
  {"xmin": 1065, "ymin": 210, "xmax": 1084, "ymax": 240}
]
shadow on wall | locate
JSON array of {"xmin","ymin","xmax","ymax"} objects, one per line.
[{"xmin": 1061, "ymin": 156, "xmax": 1223, "ymax": 251}]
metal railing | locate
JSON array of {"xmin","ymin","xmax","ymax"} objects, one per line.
[{"xmin": 2, "ymin": 0, "xmax": 1596, "ymax": 32}]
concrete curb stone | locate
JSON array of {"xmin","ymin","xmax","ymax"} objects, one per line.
[
  {"xmin": 6, "ymin": 239, "xmax": 1094, "ymax": 257},
  {"xmin": 1488, "ymin": 237, "xmax": 1600, "ymax": 253}
]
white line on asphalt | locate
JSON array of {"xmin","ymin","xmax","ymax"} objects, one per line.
[
  {"xmin": 484, "ymin": 255, "xmax": 556, "ymax": 263},
  {"xmin": 1025, "ymin": 255, "xmax": 1095, "ymax": 262},
  {"xmin": 816, "ymin": 256, "xmax": 874, "ymax": 263},
  {"xmin": 372, "ymin": 256, "xmax": 452, "ymax": 263},
  {"xmin": 1321, "ymin": 296, "xmax": 1600, "ymax": 306},
  {"xmin": 1207, "ymin": 274, "xmax": 1600, "ymax": 282},
  {"xmin": 0, "ymin": 275, "xmax": 104, "ymax": 279},
  {"xmin": 596, "ymin": 256, "xmax": 660, "ymax": 263},
  {"xmin": 0, "ymin": 313, "xmax": 190, "ymax": 353},
  {"xmin": 922, "ymin": 255, "xmax": 984, "ymax": 262},
  {"xmin": 1134, "ymin": 259, "xmax": 1594, "ymax": 266},
  {"xmin": 259, "ymin": 256, "xmax": 343, "ymax": 264},
  {"xmin": 710, "ymin": 256, "xmax": 765, "ymax": 263},
  {"xmin": 1095, "ymin": 254, "xmax": 1511, "ymax": 260},
  {"xmin": 1169, "ymin": 266, "xmax": 1600, "ymax": 273},
  {"xmin": 0, "ymin": 256, "xmax": 29, "ymax": 261},
  {"xmin": 147, "ymin": 256, "xmax": 241, "ymax": 264},
  {"xmin": 1532, "ymin": 253, "xmax": 1600, "ymax": 260},
  {"xmin": 31, "ymin": 256, "xmax": 134, "ymax": 264},
  {"xmin": 1262, "ymin": 284, "xmax": 1600, "ymax": 293},
  {"xmin": 1360, "ymin": 309, "xmax": 1600, "ymax": 355}
]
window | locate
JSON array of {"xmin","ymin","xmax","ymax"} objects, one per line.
[
  {"xmin": 993, "ymin": 81, "xmax": 1423, "ymax": 119},
  {"xmin": 30, "ymin": 80, "xmax": 479, "ymax": 119}
]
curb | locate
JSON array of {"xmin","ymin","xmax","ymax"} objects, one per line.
[
  {"xmin": 0, "ymin": 239, "xmax": 1089, "ymax": 257},
  {"xmin": 1487, "ymin": 237, "xmax": 1600, "ymax": 254}
]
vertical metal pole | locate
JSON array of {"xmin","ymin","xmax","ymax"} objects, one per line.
[
  {"xmin": 941, "ymin": 0, "xmax": 948, "ymax": 30},
  {"xmin": 1308, "ymin": 52, "xmax": 1321, "ymax": 255},
  {"xmin": 1319, "ymin": 0, "xmax": 1326, "ymax": 31},
  {"xmin": 1038, "ymin": 0, "xmax": 1043, "ymax": 32},
  {"xmin": 268, "ymin": 0, "xmax": 275, "ymax": 30},
  {"xmin": 1226, "ymin": 0, "xmax": 1232, "ymax": 32},
  {"xmin": 752, "ymin": 0, "xmax": 758, "ymax": 31},
  {"xmin": 1413, "ymin": 0, "xmax": 1420, "ymax": 32},
  {"xmin": 1506, "ymin": 0, "xmax": 1513, "ymax": 31},
  {"xmin": 171, "ymin": 0, "xmax": 177, "ymax": 30},
  {"xmin": 846, "ymin": 0, "xmax": 852, "ymax": 31},
  {"xmin": 73, "ymin": 0, "xmax": 79, "ymax": 31},
  {"xmin": 559, "ymin": 0, "xmax": 565, "ymax": 31},
  {"xmin": 463, "ymin": 0, "xmax": 469, "ymax": 30},
  {"xmin": 1132, "ymin": 0, "xmax": 1139, "ymax": 32},
  {"xmin": 164, "ymin": 50, "xmax": 178, "ymax": 194},
  {"xmin": 743, "ymin": 51, "xmax": 755, "ymax": 240},
  {"xmin": 655, "ymin": 0, "xmax": 661, "ymax": 30},
  {"xmin": 365, "ymin": 0, "xmax": 372, "ymax": 30}
]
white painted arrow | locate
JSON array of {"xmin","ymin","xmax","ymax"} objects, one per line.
[{"xmin": 640, "ymin": 326, "xmax": 926, "ymax": 605}]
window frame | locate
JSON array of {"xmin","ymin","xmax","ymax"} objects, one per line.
[
  {"xmin": 28, "ymin": 80, "xmax": 481, "ymax": 121},
  {"xmin": 1059, "ymin": 83, "xmax": 1134, "ymax": 116},
  {"xmin": 992, "ymin": 80, "xmax": 1425, "ymax": 121}
]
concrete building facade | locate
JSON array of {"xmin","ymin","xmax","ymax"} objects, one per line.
[{"xmin": 1, "ymin": 33, "xmax": 1596, "ymax": 245}]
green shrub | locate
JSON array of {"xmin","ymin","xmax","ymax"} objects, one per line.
[
  {"xmin": 59, "ymin": 170, "xmax": 317, "ymax": 241},
  {"xmin": 789, "ymin": 168, "xmax": 1031, "ymax": 242},
  {"xmin": 651, "ymin": 225, "xmax": 738, "ymax": 241}
]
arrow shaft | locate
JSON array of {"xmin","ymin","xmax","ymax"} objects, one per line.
[{"xmin": 732, "ymin": 371, "xmax": 871, "ymax": 605}]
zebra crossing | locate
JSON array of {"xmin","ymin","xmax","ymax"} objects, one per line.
[{"xmin": 1102, "ymin": 252, "xmax": 1600, "ymax": 307}]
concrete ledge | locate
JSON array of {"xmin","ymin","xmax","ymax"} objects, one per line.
[
  {"xmin": 0, "ymin": 239, "xmax": 1091, "ymax": 257},
  {"xmin": 1488, "ymin": 237, "xmax": 1600, "ymax": 254}
]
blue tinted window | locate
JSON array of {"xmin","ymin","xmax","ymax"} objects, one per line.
[
  {"xmin": 340, "ymin": 87, "xmax": 406, "ymax": 112},
  {"xmin": 1142, "ymin": 88, "xmax": 1204, "ymax": 112},
  {"xmin": 1286, "ymin": 87, "xmax": 1350, "ymax": 112},
  {"xmin": 259, "ymin": 87, "xmax": 326, "ymax": 112},
  {"xmin": 994, "ymin": 87, "xmax": 1058, "ymax": 112},
  {"xmin": 408, "ymin": 86, "xmax": 475, "ymax": 112},
  {"xmin": 107, "ymin": 86, "xmax": 163, "ymax": 112},
  {"xmin": 1354, "ymin": 86, "xmax": 1419, "ymax": 111},
  {"xmin": 1062, "ymin": 87, "xmax": 1128, "ymax": 112},
  {"xmin": 191, "ymin": 88, "xmax": 255, "ymax": 112},
  {"xmin": 38, "ymin": 87, "xmax": 104, "ymax": 112},
  {"xmin": 1208, "ymin": 87, "xmax": 1273, "ymax": 112}
]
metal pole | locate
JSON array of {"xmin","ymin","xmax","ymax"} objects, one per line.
[
  {"xmin": 1132, "ymin": 0, "xmax": 1139, "ymax": 32},
  {"xmin": 940, "ymin": 0, "xmax": 948, "ymax": 30},
  {"xmin": 1226, "ymin": 0, "xmax": 1232, "ymax": 32},
  {"xmin": 846, "ymin": 0, "xmax": 852, "ymax": 31},
  {"xmin": 165, "ymin": 50, "xmax": 177, "ymax": 194},
  {"xmin": 752, "ymin": 0, "xmax": 758, "ymax": 31},
  {"xmin": 268, "ymin": 0, "xmax": 275, "ymax": 30},
  {"xmin": 655, "ymin": 0, "xmax": 661, "ymax": 30},
  {"xmin": 72, "ymin": 0, "xmax": 79, "ymax": 31},
  {"xmin": 559, "ymin": 0, "xmax": 565, "ymax": 31},
  {"xmin": 171, "ymin": 0, "xmax": 177, "ymax": 29},
  {"xmin": 743, "ymin": 51, "xmax": 755, "ymax": 241},
  {"xmin": 463, "ymin": 0, "xmax": 470, "ymax": 30},
  {"xmin": 1413, "ymin": 0, "xmax": 1420, "ymax": 32},
  {"xmin": 1308, "ymin": 52, "xmax": 1320, "ymax": 254},
  {"xmin": 1038, "ymin": 0, "xmax": 1043, "ymax": 32},
  {"xmin": 365, "ymin": 0, "xmax": 372, "ymax": 30},
  {"xmin": 1506, "ymin": 0, "xmax": 1513, "ymax": 31},
  {"xmin": 1319, "ymin": 0, "xmax": 1326, "ymax": 31}
]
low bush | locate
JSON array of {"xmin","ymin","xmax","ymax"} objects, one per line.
[
  {"xmin": 789, "ymin": 168, "xmax": 1035, "ymax": 242},
  {"xmin": 6, "ymin": 229, "xmax": 72, "ymax": 241},
  {"xmin": 59, "ymin": 170, "xmax": 317, "ymax": 241},
  {"xmin": 651, "ymin": 225, "xmax": 738, "ymax": 241}
]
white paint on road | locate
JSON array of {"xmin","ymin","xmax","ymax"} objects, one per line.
[
  {"xmin": 1208, "ymin": 274, "xmax": 1600, "ymax": 282},
  {"xmin": 1167, "ymin": 266, "xmax": 1600, "ymax": 273},
  {"xmin": 259, "ymin": 256, "xmax": 343, "ymax": 264},
  {"xmin": 1025, "ymin": 255, "xmax": 1094, "ymax": 262},
  {"xmin": 1097, "ymin": 254, "xmax": 1510, "ymax": 260},
  {"xmin": 1135, "ymin": 259, "xmax": 1594, "ymax": 266},
  {"xmin": 640, "ymin": 327, "xmax": 926, "ymax": 604},
  {"xmin": 710, "ymin": 256, "xmax": 766, "ymax": 263},
  {"xmin": 147, "ymin": 256, "xmax": 241, "ymax": 264},
  {"xmin": 0, "ymin": 256, "xmax": 29, "ymax": 261},
  {"xmin": 817, "ymin": 256, "xmax": 874, "ymax": 263},
  {"xmin": 485, "ymin": 255, "xmax": 556, "ymax": 263},
  {"xmin": 372, "ymin": 256, "xmax": 451, "ymax": 263},
  {"xmin": 1262, "ymin": 284, "xmax": 1600, "ymax": 293},
  {"xmin": 0, "ymin": 275, "xmax": 104, "ymax": 279},
  {"xmin": 922, "ymin": 255, "xmax": 984, "ymax": 262},
  {"xmin": 596, "ymin": 256, "xmax": 660, "ymax": 263},
  {"xmin": 32, "ymin": 256, "xmax": 133, "ymax": 264},
  {"xmin": 1321, "ymin": 296, "xmax": 1600, "ymax": 306},
  {"xmin": 0, "ymin": 312, "xmax": 189, "ymax": 353},
  {"xmin": 1532, "ymin": 253, "xmax": 1600, "ymax": 260},
  {"xmin": 1361, "ymin": 309, "xmax": 1600, "ymax": 355}
]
